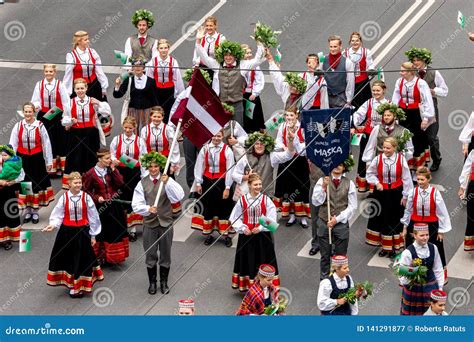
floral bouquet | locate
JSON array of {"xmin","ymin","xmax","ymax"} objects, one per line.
[
  {"xmin": 284, "ymin": 72, "xmax": 307, "ymax": 94},
  {"xmin": 263, "ymin": 295, "xmax": 288, "ymax": 316},
  {"xmin": 393, "ymin": 256, "xmax": 428, "ymax": 289},
  {"xmin": 183, "ymin": 68, "xmax": 212, "ymax": 84},
  {"xmin": 251, "ymin": 21, "xmax": 281, "ymax": 48},
  {"xmin": 396, "ymin": 129, "xmax": 414, "ymax": 153},
  {"xmin": 338, "ymin": 281, "xmax": 374, "ymax": 305},
  {"xmin": 222, "ymin": 102, "xmax": 235, "ymax": 116}
]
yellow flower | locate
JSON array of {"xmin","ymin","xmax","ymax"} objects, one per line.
[{"xmin": 412, "ymin": 258, "xmax": 422, "ymax": 267}]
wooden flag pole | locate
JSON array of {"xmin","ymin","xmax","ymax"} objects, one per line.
[
  {"xmin": 153, "ymin": 119, "xmax": 183, "ymax": 207},
  {"xmin": 327, "ymin": 177, "xmax": 332, "ymax": 247}
]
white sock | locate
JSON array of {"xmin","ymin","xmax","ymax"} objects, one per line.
[
  {"xmin": 288, "ymin": 214, "xmax": 296, "ymax": 223},
  {"xmin": 300, "ymin": 218, "xmax": 307, "ymax": 225}
]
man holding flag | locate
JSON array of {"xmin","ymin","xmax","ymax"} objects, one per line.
[{"xmin": 302, "ymin": 107, "xmax": 356, "ymax": 279}]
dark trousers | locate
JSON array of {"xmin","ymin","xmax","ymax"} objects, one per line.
[
  {"xmin": 317, "ymin": 218, "xmax": 349, "ymax": 278},
  {"xmin": 143, "ymin": 224, "xmax": 173, "ymax": 269},
  {"xmin": 328, "ymin": 93, "xmax": 347, "ymax": 108},
  {"xmin": 183, "ymin": 136, "xmax": 199, "ymax": 189},
  {"xmin": 426, "ymin": 105, "xmax": 441, "ymax": 163}
]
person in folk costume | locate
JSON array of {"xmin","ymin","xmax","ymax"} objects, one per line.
[
  {"xmin": 241, "ymin": 44, "xmax": 265, "ymax": 133},
  {"xmin": 398, "ymin": 223, "xmax": 444, "ymax": 315},
  {"xmin": 43, "ymin": 172, "xmax": 104, "ymax": 298},
  {"xmin": 194, "ymin": 27, "xmax": 266, "ymax": 126},
  {"xmin": 31, "ymin": 64, "xmax": 70, "ymax": 176},
  {"xmin": 365, "ymin": 137, "xmax": 413, "ymax": 257},
  {"xmin": 274, "ymin": 108, "xmax": 311, "ymax": 228},
  {"xmin": 392, "ymin": 61, "xmax": 435, "ymax": 176},
  {"xmin": 300, "ymin": 54, "xmax": 329, "ymax": 110},
  {"xmin": 321, "ymin": 35, "xmax": 355, "ymax": 108},
  {"xmin": 236, "ymin": 264, "xmax": 280, "ymax": 315},
  {"xmin": 192, "ymin": 129, "xmax": 235, "ymax": 247},
  {"xmin": 132, "ymin": 152, "xmax": 184, "ymax": 295},
  {"xmin": 146, "ymin": 39, "xmax": 185, "ymax": 123},
  {"xmin": 178, "ymin": 299, "xmax": 195, "ymax": 315},
  {"xmin": 401, "ymin": 167, "xmax": 451, "ymax": 284},
  {"xmin": 406, "ymin": 47, "xmax": 448, "ymax": 172},
  {"xmin": 0, "ymin": 145, "xmax": 25, "ymax": 250},
  {"xmin": 352, "ymin": 80, "xmax": 389, "ymax": 192},
  {"xmin": 61, "ymin": 78, "xmax": 110, "ymax": 189},
  {"xmin": 114, "ymin": 59, "xmax": 159, "ymax": 132},
  {"xmin": 110, "ymin": 116, "xmax": 147, "ymax": 242},
  {"xmin": 312, "ymin": 158, "xmax": 358, "ymax": 280},
  {"xmin": 266, "ymin": 52, "xmax": 328, "ymax": 111},
  {"xmin": 424, "ymin": 289, "xmax": 448, "ymax": 316},
  {"xmin": 125, "ymin": 9, "xmax": 157, "ymax": 64},
  {"xmin": 9, "ymin": 102, "xmax": 54, "ymax": 224},
  {"xmin": 140, "ymin": 106, "xmax": 180, "ymax": 177},
  {"xmin": 232, "ymin": 132, "xmax": 293, "ymax": 200},
  {"xmin": 459, "ymin": 112, "xmax": 474, "ymax": 157},
  {"xmin": 222, "ymin": 112, "xmax": 248, "ymax": 161},
  {"xmin": 362, "ymin": 103, "xmax": 414, "ymax": 167},
  {"xmin": 457, "ymin": 149, "xmax": 474, "ymax": 252},
  {"xmin": 230, "ymin": 173, "xmax": 280, "ymax": 292},
  {"xmin": 343, "ymin": 32, "xmax": 376, "ymax": 109},
  {"xmin": 317, "ymin": 255, "xmax": 358, "ymax": 315},
  {"xmin": 82, "ymin": 149, "xmax": 129, "ymax": 265},
  {"xmin": 192, "ymin": 16, "xmax": 226, "ymax": 81},
  {"xmin": 63, "ymin": 31, "xmax": 108, "ymax": 101},
  {"xmin": 168, "ymin": 69, "xmax": 212, "ymax": 192}
]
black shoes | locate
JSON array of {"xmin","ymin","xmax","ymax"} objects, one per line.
[
  {"xmin": 378, "ymin": 250, "xmax": 388, "ymax": 257},
  {"xmin": 300, "ymin": 220, "xmax": 309, "ymax": 229},
  {"xmin": 430, "ymin": 158, "xmax": 442, "ymax": 172},
  {"xmin": 147, "ymin": 266, "xmax": 158, "ymax": 295},
  {"xmin": 286, "ymin": 218, "xmax": 296, "ymax": 227},
  {"xmin": 379, "ymin": 250, "xmax": 396, "ymax": 258},
  {"xmin": 3, "ymin": 242, "xmax": 12, "ymax": 250},
  {"xmin": 24, "ymin": 214, "xmax": 32, "ymax": 223},
  {"xmin": 309, "ymin": 247, "xmax": 320, "ymax": 256},
  {"xmin": 160, "ymin": 266, "xmax": 170, "ymax": 295},
  {"xmin": 128, "ymin": 232, "xmax": 137, "ymax": 242},
  {"xmin": 204, "ymin": 235, "xmax": 215, "ymax": 245},
  {"xmin": 69, "ymin": 292, "xmax": 84, "ymax": 298},
  {"xmin": 32, "ymin": 214, "xmax": 39, "ymax": 224},
  {"xmin": 224, "ymin": 237, "xmax": 232, "ymax": 247}
]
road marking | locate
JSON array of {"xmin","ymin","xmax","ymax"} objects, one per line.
[
  {"xmin": 370, "ymin": 0, "xmax": 423, "ymax": 55},
  {"xmin": 447, "ymin": 244, "xmax": 474, "ymax": 280},
  {"xmin": 367, "ymin": 252, "xmax": 394, "ymax": 268},
  {"xmin": 169, "ymin": 0, "xmax": 227, "ymax": 53},
  {"xmin": 374, "ymin": 0, "xmax": 437, "ymax": 65}
]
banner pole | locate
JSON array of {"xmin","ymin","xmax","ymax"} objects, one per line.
[{"xmin": 327, "ymin": 178, "xmax": 332, "ymax": 247}]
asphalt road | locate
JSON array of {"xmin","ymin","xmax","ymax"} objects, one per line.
[{"xmin": 0, "ymin": 0, "xmax": 472, "ymax": 316}]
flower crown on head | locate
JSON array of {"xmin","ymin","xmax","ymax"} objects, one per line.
[
  {"xmin": 215, "ymin": 41, "xmax": 245, "ymax": 64},
  {"xmin": 131, "ymin": 9, "xmax": 155, "ymax": 28},
  {"xmin": 405, "ymin": 47, "xmax": 432, "ymax": 65},
  {"xmin": 140, "ymin": 151, "xmax": 167, "ymax": 169}
]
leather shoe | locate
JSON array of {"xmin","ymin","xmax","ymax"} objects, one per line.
[
  {"xmin": 286, "ymin": 219, "xmax": 296, "ymax": 227},
  {"xmin": 300, "ymin": 221, "xmax": 309, "ymax": 229},
  {"xmin": 148, "ymin": 282, "xmax": 157, "ymax": 295},
  {"xmin": 378, "ymin": 250, "xmax": 388, "ymax": 257},
  {"xmin": 24, "ymin": 213, "xmax": 32, "ymax": 223},
  {"xmin": 69, "ymin": 292, "xmax": 84, "ymax": 298},
  {"xmin": 430, "ymin": 159, "xmax": 441, "ymax": 172},
  {"xmin": 3, "ymin": 242, "xmax": 12, "ymax": 250},
  {"xmin": 204, "ymin": 235, "xmax": 214, "ymax": 245},
  {"xmin": 32, "ymin": 214, "xmax": 39, "ymax": 224},
  {"xmin": 224, "ymin": 237, "xmax": 232, "ymax": 247},
  {"xmin": 128, "ymin": 232, "xmax": 137, "ymax": 242},
  {"xmin": 309, "ymin": 247, "xmax": 319, "ymax": 256}
]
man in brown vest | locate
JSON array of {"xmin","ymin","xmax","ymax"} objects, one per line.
[
  {"xmin": 406, "ymin": 47, "xmax": 449, "ymax": 172},
  {"xmin": 311, "ymin": 161, "xmax": 357, "ymax": 279},
  {"xmin": 132, "ymin": 152, "xmax": 184, "ymax": 295},
  {"xmin": 125, "ymin": 9, "xmax": 157, "ymax": 64}
]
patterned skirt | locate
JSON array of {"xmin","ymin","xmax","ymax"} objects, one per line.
[
  {"xmin": 400, "ymin": 279, "xmax": 438, "ymax": 315},
  {"xmin": 47, "ymin": 224, "xmax": 104, "ymax": 294},
  {"xmin": 0, "ymin": 183, "xmax": 21, "ymax": 243}
]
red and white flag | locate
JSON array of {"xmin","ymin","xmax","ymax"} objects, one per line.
[{"xmin": 171, "ymin": 69, "xmax": 229, "ymax": 148}]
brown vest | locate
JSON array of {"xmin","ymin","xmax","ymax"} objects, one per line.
[
  {"xmin": 141, "ymin": 176, "xmax": 173, "ymax": 228},
  {"xmin": 246, "ymin": 152, "xmax": 274, "ymax": 196},
  {"xmin": 421, "ymin": 67, "xmax": 438, "ymax": 107},
  {"xmin": 219, "ymin": 66, "xmax": 244, "ymax": 103},
  {"xmin": 130, "ymin": 35, "xmax": 156, "ymax": 63},
  {"xmin": 376, "ymin": 124, "xmax": 406, "ymax": 154},
  {"xmin": 319, "ymin": 177, "xmax": 350, "ymax": 222}
]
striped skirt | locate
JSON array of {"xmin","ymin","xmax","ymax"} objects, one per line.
[{"xmin": 400, "ymin": 279, "xmax": 438, "ymax": 315}]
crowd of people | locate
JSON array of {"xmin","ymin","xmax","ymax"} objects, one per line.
[{"xmin": 0, "ymin": 8, "xmax": 472, "ymax": 316}]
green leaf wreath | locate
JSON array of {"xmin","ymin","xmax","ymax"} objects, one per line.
[
  {"xmin": 183, "ymin": 68, "xmax": 212, "ymax": 84},
  {"xmin": 376, "ymin": 103, "xmax": 407, "ymax": 121},
  {"xmin": 343, "ymin": 154, "xmax": 355, "ymax": 172},
  {"xmin": 131, "ymin": 9, "xmax": 155, "ymax": 28},
  {"xmin": 245, "ymin": 132, "xmax": 276, "ymax": 153},
  {"xmin": 405, "ymin": 47, "xmax": 432, "ymax": 65},
  {"xmin": 140, "ymin": 151, "xmax": 167, "ymax": 169},
  {"xmin": 215, "ymin": 41, "xmax": 245, "ymax": 64}
]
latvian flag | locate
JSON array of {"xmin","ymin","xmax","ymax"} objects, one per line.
[{"xmin": 171, "ymin": 69, "xmax": 229, "ymax": 148}]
